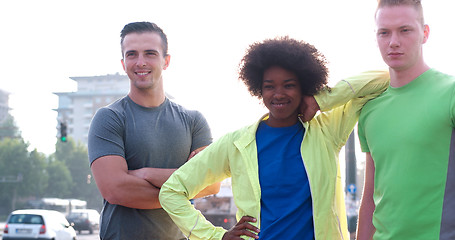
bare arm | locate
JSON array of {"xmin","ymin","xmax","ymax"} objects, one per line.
[
  {"xmin": 356, "ymin": 152, "xmax": 376, "ymax": 240},
  {"xmin": 91, "ymin": 155, "xmax": 162, "ymax": 209}
]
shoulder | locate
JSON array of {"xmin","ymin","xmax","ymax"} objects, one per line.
[
  {"xmin": 427, "ymin": 69, "xmax": 455, "ymax": 85},
  {"xmin": 92, "ymin": 96, "xmax": 130, "ymax": 122},
  {"xmin": 167, "ymin": 99, "xmax": 206, "ymax": 120}
]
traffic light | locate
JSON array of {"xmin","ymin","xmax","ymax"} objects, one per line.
[{"xmin": 60, "ymin": 122, "xmax": 67, "ymax": 142}]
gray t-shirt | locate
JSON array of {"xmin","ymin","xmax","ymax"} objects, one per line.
[{"xmin": 88, "ymin": 96, "xmax": 212, "ymax": 240}]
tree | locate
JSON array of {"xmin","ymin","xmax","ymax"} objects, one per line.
[
  {"xmin": 46, "ymin": 160, "xmax": 72, "ymax": 198},
  {"xmin": 0, "ymin": 138, "xmax": 47, "ymax": 214},
  {"xmin": 53, "ymin": 138, "xmax": 102, "ymax": 210},
  {"xmin": 0, "ymin": 114, "xmax": 20, "ymax": 140}
]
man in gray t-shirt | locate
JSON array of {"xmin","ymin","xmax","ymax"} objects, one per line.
[{"xmin": 88, "ymin": 22, "xmax": 217, "ymax": 240}]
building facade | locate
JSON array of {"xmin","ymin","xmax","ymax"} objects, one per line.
[
  {"xmin": 0, "ymin": 89, "xmax": 10, "ymax": 124},
  {"xmin": 54, "ymin": 73, "xmax": 129, "ymax": 146}
]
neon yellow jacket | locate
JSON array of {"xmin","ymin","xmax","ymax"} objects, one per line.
[{"xmin": 160, "ymin": 71, "xmax": 389, "ymax": 240}]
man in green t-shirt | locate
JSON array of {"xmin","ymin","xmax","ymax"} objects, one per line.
[{"xmin": 356, "ymin": 1, "xmax": 455, "ymax": 239}]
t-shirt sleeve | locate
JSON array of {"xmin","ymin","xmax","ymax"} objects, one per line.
[
  {"xmin": 451, "ymin": 81, "xmax": 455, "ymax": 128},
  {"xmin": 189, "ymin": 110, "xmax": 213, "ymax": 152},
  {"xmin": 357, "ymin": 116, "xmax": 370, "ymax": 153},
  {"xmin": 87, "ymin": 107, "xmax": 126, "ymax": 166}
]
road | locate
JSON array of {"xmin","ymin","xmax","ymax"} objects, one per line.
[
  {"xmin": 74, "ymin": 230, "xmax": 99, "ymax": 240},
  {"xmin": 0, "ymin": 229, "xmax": 99, "ymax": 240}
]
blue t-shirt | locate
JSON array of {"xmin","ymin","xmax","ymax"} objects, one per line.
[{"xmin": 256, "ymin": 121, "xmax": 314, "ymax": 240}]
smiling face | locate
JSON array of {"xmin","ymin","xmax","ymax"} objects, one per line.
[
  {"xmin": 262, "ymin": 66, "xmax": 302, "ymax": 128},
  {"xmin": 121, "ymin": 32, "xmax": 170, "ymax": 92},
  {"xmin": 375, "ymin": 5, "xmax": 429, "ymax": 72}
]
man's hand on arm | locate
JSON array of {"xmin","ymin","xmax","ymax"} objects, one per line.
[
  {"xmin": 299, "ymin": 95, "xmax": 320, "ymax": 122},
  {"xmin": 91, "ymin": 155, "xmax": 163, "ymax": 209}
]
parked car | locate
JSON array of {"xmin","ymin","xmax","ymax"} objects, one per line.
[
  {"xmin": 2, "ymin": 209, "xmax": 77, "ymax": 240},
  {"xmin": 66, "ymin": 209, "xmax": 100, "ymax": 234}
]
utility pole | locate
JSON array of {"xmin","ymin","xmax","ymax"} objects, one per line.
[
  {"xmin": 345, "ymin": 131, "xmax": 357, "ymax": 199},
  {"xmin": 345, "ymin": 131, "xmax": 357, "ymax": 237}
]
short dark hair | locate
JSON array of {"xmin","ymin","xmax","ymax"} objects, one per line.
[
  {"xmin": 239, "ymin": 36, "xmax": 328, "ymax": 99},
  {"xmin": 376, "ymin": 0, "xmax": 424, "ymax": 25},
  {"xmin": 120, "ymin": 21, "xmax": 168, "ymax": 57}
]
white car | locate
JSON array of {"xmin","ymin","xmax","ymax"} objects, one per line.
[{"xmin": 2, "ymin": 209, "xmax": 77, "ymax": 240}]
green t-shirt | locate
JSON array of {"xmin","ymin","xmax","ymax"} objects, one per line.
[{"xmin": 358, "ymin": 69, "xmax": 455, "ymax": 239}]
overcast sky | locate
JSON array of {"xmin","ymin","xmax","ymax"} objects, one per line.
[{"xmin": 1, "ymin": 0, "xmax": 454, "ymax": 155}]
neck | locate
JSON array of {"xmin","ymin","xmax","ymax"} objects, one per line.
[
  {"xmin": 128, "ymin": 87, "xmax": 165, "ymax": 108},
  {"xmin": 389, "ymin": 61, "xmax": 430, "ymax": 88}
]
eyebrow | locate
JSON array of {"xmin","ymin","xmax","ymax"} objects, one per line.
[
  {"xmin": 124, "ymin": 50, "xmax": 137, "ymax": 55},
  {"xmin": 144, "ymin": 49, "xmax": 160, "ymax": 54},
  {"xmin": 124, "ymin": 49, "xmax": 160, "ymax": 55},
  {"xmin": 263, "ymin": 78, "xmax": 297, "ymax": 83}
]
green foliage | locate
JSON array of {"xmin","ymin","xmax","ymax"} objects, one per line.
[
  {"xmin": 53, "ymin": 137, "xmax": 102, "ymax": 209},
  {"xmin": 0, "ymin": 114, "xmax": 20, "ymax": 139},
  {"xmin": 0, "ymin": 138, "xmax": 47, "ymax": 214},
  {"xmin": 46, "ymin": 160, "xmax": 72, "ymax": 198},
  {"xmin": 0, "ymin": 115, "xmax": 102, "ymax": 215}
]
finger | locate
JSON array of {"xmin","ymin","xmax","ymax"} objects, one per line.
[
  {"xmin": 237, "ymin": 216, "xmax": 257, "ymax": 224},
  {"xmin": 233, "ymin": 220, "xmax": 260, "ymax": 236},
  {"xmin": 239, "ymin": 229, "xmax": 259, "ymax": 239}
]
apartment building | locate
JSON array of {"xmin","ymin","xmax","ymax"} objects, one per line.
[
  {"xmin": 54, "ymin": 73, "xmax": 129, "ymax": 146},
  {"xmin": 0, "ymin": 89, "xmax": 10, "ymax": 124}
]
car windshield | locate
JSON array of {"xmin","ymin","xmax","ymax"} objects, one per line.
[{"xmin": 9, "ymin": 214, "xmax": 44, "ymax": 224}]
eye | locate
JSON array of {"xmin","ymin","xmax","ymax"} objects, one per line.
[
  {"xmin": 285, "ymin": 83, "xmax": 297, "ymax": 88},
  {"xmin": 125, "ymin": 52, "xmax": 136, "ymax": 58},
  {"xmin": 145, "ymin": 50, "xmax": 159, "ymax": 57},
  {"xmin": 401, "ymin": 28, "xmax": 411, "ymax": 33},
  {"xmin": 262, "ymin": 84, "xmax": 273, "ymax": 90},
  {"xmin": 377, "ymin": 31, "xmax": 388, "ymax": 37}
]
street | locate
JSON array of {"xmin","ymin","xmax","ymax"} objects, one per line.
[
  {"xmin": 74, "ymin": 230, "xmax": 99, "ymax": 240},
  {"xmin": 0, "ymin": 229, "xmax": 99, "ymax": 240}
]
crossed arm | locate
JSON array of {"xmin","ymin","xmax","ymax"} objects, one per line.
[{"xmin": 91, "ymin": 146, "xmax": 220, "ymax": 210}]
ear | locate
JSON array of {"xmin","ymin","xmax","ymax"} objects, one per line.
[
  {"xmin": 422, "ymin": 24, "xmax": 430, "ymax": 44},
  {"xmin": 163, "ymin": 55, "xmax": 171, "ymax": 70},
  {"xmin": 121, "ymin": 59, "xmax": 126, "ymax": 72}
]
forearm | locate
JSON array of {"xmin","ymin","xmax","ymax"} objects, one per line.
[
  {"xmin": 193, "ymin": 182, "xmax": 221, "ymax": 198},
  {"xmin": 129, "ymin": 167, "xmax": 176, "ymax": 188},
  {"xmin": 356, "ymin": 199, "xmax": 376, "ymax": 240},
  {"xmin": 357, "ymin": 153, "xmax": 376, "ymax": 240},
  {"xmin": 91, "ymin": 156, "xmax": 163, "ymax": 209},
  {"xmin": 316, "ymin": 70, "xmax": 390, "ymax": 111},
  {"xmin": 160, "ymin": 174, "xmax": 226, "ymax": 239},
  {"xmin": 109, "ymin": 175, "xmax": 163, "ymax": 209}
]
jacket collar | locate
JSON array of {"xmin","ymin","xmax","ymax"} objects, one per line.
[{"xmin": 235, "ymin": 113, "xmax": 309, "ymax": 149}]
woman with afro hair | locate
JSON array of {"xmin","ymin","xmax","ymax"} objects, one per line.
[{"xmin": 160, "ymin": 36, "xmax": 389, "ymax": 240}]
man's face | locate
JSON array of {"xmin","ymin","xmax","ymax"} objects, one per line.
[
  {"xmin": 121, "ymin": 32, "xmax": 170, "ymax": 91},
  {"xmin": 375, "ymin": 5, "xmax": 429, "ymax": 72},
  {"xmin": 261, "ymin": 66, "xmax": 302, "ymax": 128}
]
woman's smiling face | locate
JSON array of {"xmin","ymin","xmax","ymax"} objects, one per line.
[{"xmin": 261, "ymin": 66, "xmax": 302, "ymax": 128}]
